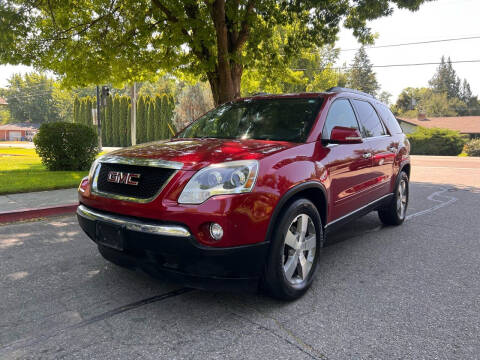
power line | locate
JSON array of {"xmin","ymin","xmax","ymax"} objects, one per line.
[
  {"xmin": 292, "ymin": 59, "xmax": 480, "ymax": 71},
  {"xmin": 341, "ymin": 35, "xmax": 480, "ymax": 52}
]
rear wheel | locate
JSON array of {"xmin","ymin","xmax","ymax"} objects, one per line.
[
  {"xmin": 263, "ymin": 198, "xmax": 323, "ymax": 300},
  {"xmin": 378, "ymin": 171, "xmax": 409, "ymax": 226}
]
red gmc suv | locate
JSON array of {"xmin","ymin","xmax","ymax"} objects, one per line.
[{"xmin": 77, "ymin": 87, "xmax": 410, "ymax": 300}]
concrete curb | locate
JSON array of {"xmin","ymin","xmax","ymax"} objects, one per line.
[{"xmin": 0, "ymin": 203, "xmax": 78, "ymax": 224}]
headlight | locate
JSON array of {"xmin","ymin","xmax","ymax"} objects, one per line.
[
  {"xmin": 178, "ymin": 160, "xmax": 259, "ymax": 204},
  {"xmin": 88, "ymin": 158, "xmax": 100, "ymax": 182}
]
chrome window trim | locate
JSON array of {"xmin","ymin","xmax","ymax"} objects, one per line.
[
  {"xmin": 91, "ymin": 155, "xmax": 182, "ymax": 203},
  {"xmin": 362, "ymin": 134, "xmax": 391, "ymax": 140},
  {"xmin": 77, "ymin": 205, "xmax": 191, "ymax": 238}
]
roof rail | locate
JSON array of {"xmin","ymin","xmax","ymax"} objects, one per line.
[
  {"xmin": 251, "ymin": 92, "xmax": 271, "ymax": 97},
  {"xmin": 326, "ymin": 87, "xmax": 375, "ymax": 99}
]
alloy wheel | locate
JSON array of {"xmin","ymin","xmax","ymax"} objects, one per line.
[
  {"xmin": 282, "ymin": 214, "xmax": 317, "ymax": 285},
  {"xmin": 397, "ymin": 179, "xmax": 408, "ymax": 219}
]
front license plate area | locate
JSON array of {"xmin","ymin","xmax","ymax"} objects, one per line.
[{"xmin": 96, "ymin": 222, "xmax": 124, "ymax": 251}]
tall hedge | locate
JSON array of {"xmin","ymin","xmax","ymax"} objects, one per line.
[
  {"xmin": 73, "ymin": 97, "xmax": 80, "ymax": 123},
  {"xmin": 147, "ymin": 99, "xmax": 155, "ymax": 142},
  {"xmin": 86, "ymin": 97, "xmax": 93, "ymax": 127},
  {"xmin": 79, "ymin": 99, "xmax": 86, "ymax": 126},
  {"xmin": 75, "ymin": 93, "xmax": 175, "ymax": 147},
  {"xmin": 136, "ymin": 96, "xmax": 146, "ymax": 144},
  {"xmin": 154, "ymin": 95, "xmax": 162, "ymax": 140},
  {"xmin": 126, "ymin": 100, "xmax": 132, "ymax": 146},
  {"xmin": 161, "ymin": 94, "xmax": 175, "ymax": 138},
  {"xmin": 112, "ymin": 95, "xmax": 121, "ymax": 146},
  {"xmin": 408, "ymin": 127, "xmax": 467, "ymax": 156},
  {"xmin": 120, "ymin": 96, "xmax": 129, "ymax": 146},
  {"xmin": 104, "ymin": 95, "xmax": 113, "ymax": 146}
]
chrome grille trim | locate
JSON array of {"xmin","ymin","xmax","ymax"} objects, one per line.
[
  {"xmin": 77, "ymin": 205, "xmax": 191, "ymax": 237},
  {"xmin": 90, "ymin": 155, "xmax": 182, "ymax": 203},
  {"xmin": 99, "ymin": 155, "xmax": 183, "ymax": 170}
]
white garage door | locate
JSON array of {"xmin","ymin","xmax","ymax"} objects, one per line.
[{"xmin": 9, "ymin": 131, "xmax": 21, "ymax": 141}]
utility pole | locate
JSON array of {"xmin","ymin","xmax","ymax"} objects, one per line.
[
  {"xmin": 130, "ymin": 82, "xmax": 137, "ymax": 146},
  {"xmin": 96, "ymin": 86, "xmax": 102, "ymax": 149}
]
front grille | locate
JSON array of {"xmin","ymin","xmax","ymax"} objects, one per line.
[{"xmin": 96, "ymin": 163, "xmax": 175, "ymax": 199}]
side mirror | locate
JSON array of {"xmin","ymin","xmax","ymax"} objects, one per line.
[{"xmin": 328, "ymin": 126, "xmax": 363, "ymax": 144}]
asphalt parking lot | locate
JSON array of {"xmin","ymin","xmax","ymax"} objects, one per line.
[{"xmin": 1, "ymin": 157, "xmax": 479, "ymax": 359}]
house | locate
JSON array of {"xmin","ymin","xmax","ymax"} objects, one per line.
[
  {"xmin": 398, "ymin": 114, "xmax": 480, "ymax": 138},
  {"xmin": 0, "ymin": 97, "xmax": 7, "ymax": 107},
  {"xmin": 0, "ymin": 124, "xmax": 39, "ymax": 141}
]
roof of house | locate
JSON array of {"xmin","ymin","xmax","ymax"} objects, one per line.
[
  {"xmin": 398, "ymin": 116, "xmax": 480, "ymax": 134},
  {"xmin": 0, "ymin": 97, "xmax": 7, "ymax": 106},
  {"xmin": 0, "ymin": 124, "xmax": 39, "ymax": 131}
]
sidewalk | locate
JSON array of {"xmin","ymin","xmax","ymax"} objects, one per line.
[{"xmin": 0, "ymin": 188, "xmax": 78, "ymax": 223}]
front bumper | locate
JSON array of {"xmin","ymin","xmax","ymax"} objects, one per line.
[{"xmin": 77, "ymin": 205, "xmax": 269, "ymax": 291}]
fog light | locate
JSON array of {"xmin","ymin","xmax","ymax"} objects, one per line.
[{"xmin": 209, "ymin": 222, "xmax": 223, "ymax": 241}]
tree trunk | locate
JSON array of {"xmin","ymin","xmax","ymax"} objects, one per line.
[{"xmin": 208, "ymin": 64, "xmax": 243, "ymax": 107}]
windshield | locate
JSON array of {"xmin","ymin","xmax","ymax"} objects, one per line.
[{"xmin": 177, "ymin": 97, "xmax": 323, "ymax": 143}]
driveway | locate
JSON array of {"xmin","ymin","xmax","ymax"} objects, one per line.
[{"xmin": 1, "ymin": 157, "xmax": 479, "ymax": 359}]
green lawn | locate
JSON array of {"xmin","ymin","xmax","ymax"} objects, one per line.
[{"xmin": 0, "ymin": 148, "xmax": 88, "ymax": 195}]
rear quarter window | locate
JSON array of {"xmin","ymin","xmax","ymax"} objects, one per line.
[{"xmin": 377, "ymin": 104, "xmax": 403, "ymax": 134}]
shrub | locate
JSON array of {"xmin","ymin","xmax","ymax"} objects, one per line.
[
  {"xmin": 464, "ymin": 138, "xmax": 480, "ymax": 157},
  {"xmin": 407, "ymin": 127, "xmax": 466, "ymax": 156},
  {"xmin": 34, "ymin": 122, "xmax": 99, "ymax": 171}
]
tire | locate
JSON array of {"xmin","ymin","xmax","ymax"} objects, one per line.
[
  {"xmin": 98, "ymin": 244, "xmax": 135, "ymax": 269},
  {"xmin": 263, "ymin": 198, "xmax": 323, "ymax": 300},
  {"xmin": 378, "ymin": 171, "xmax": 409, "ymax": 226}
]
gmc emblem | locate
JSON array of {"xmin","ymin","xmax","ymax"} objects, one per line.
[{"xmin": 107, "ymin": 171, "xmax": 141, "ymax": 186}]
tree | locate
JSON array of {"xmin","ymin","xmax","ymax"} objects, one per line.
[
  {"xmin": 73, "ymin": 97, "xmax": 80, "ymax": 123},
  {"xmin": 174, "ymin": 83, "xmax": 214, "ymax": 130},
  {"xmin": 154, "ymin": 95, "xmax": 163, "ymax": 140},
  {"xmin": 0, "ymin": 108, "xmax": 11, "ymax": 124},
  {"xmin": 119, "ymin": 96, "xmax": 129, "ymax": 146},
  {"xmin": 394, "ymin": 57, "xmax": 480, "ymax": 117},
  {"xmin": 79, "ymin": 99, "xmax": 87, "ymax": 126},
  {"xmin": 104, "ymin": 95, "xmax": 113, "ymax": 146},
  {"xmin": 147, "ymin": 100, "xmax": 155, "ymax": 142},
  {"xmin": 429, "ymin": 56, "xmax": 461, "ymax": 99},
  {"xmin": 1, "ymin": 0, "xmax": 432, "ymax": 106},
  {"xmin": 86, "ymin": 97, "xmax": 93, "ymax": 128},
  {"xmin": 5, "ymin": 73, "xmax": 58, "ymax": 123},
  {"xmin": 393, "ymin": 87, "xmax": 466, "ymax": 117},
  {"xmin": 241, "ymin": 42, "xmax": 341, "ymax": 95},
  {"xmin": 126, "ymin": 101, "xmax": 132, "ymax": 146},
  {"xmin": 460, "ymin": 79, "xmax": 472, "ymax": 103},
  {"xmin": 136, "ymin": 96, "xmax": 147, "ymax": 144},
  {"xmin": 378, "ymin": 91, "xmax": 392, "ymax": 106},
  {"xmin": 347, "ymin": 47, "xmax": 379, "ymax": 96},
  {"xmin": 112, "ymin": 96, "xmax": 120, "ymax": 146}
]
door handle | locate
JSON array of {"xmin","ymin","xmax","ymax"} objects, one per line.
[{"xmin": 362, "ymin": 152, "xmax": 372, "ymax": 159}]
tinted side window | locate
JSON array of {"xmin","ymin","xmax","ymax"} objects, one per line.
[
  {"xmin": 322, "ymin": 99, "xmax": 359, "ymax": 139},
  {"xmin": 377, "ymin": 104, "xmax": 403, "ymax": 134},
  {"xmin": 352, "ymin": 100, "xmax": 386, "ymax": 138}
]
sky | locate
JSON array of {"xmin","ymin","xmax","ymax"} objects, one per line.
[
  {"xmin": 0, "ymin": 0, "xmax": 479, "ymax": 102},
  {"xmin": 335, "ymin": 0, "xmax": 480, "ymax": 101}
]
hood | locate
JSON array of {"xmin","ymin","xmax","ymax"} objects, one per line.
[{"xmin": 107, "ymin": 138, "xmax": 298, "ymax": 171}]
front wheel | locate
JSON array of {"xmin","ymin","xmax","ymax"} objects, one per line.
[
  {"xmin": 378, "ymin": 171, "xmax": 409, "ymax": 226},
  {"xmin": 263, "ymin": 198, "xmax": 323, "ymax": 300}
]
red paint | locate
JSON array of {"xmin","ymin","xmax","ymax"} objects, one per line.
[
  {"xmin": 79, "ymin": 91, "xmax": 410, "ymax": 247},
  {"xmin": 329, "ymin": 127, "xmax": 363, "ymax": 144}
]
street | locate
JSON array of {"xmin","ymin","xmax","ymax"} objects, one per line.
[{"xmin": 1, "ymin": 157, "xmax": 479, "ymax": 359}]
